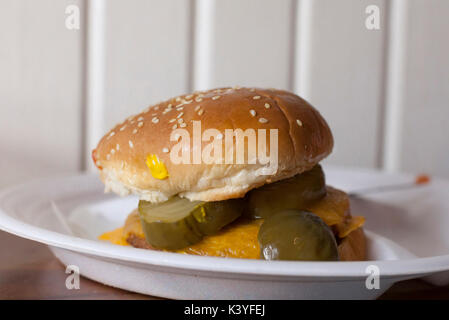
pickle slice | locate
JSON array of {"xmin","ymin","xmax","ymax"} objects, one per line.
[
  {"xmin": 245, "ymin": 165, "xmax": 326, "ymax": 219},
  {"xmin": 138, "ymin": 197, "xmax": 244, "ymax": 250},
  {"xmin": 193, "ymin": 199, "xmax": 246, "ymax": 235},
  {"xmin": 258, "ymin": 209, "xmax": 339, "ymax": 261},
  {"xmin": 138, "ymin": 197, "xmax": 203, "ymax": 249}
]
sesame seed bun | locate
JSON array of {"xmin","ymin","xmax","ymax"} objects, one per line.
[{"xmin": 93, "ymin": 87, "xmax": 333, "ymax": 203}]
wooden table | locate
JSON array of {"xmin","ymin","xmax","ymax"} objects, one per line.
[{"xmin": 1, "ymin": 230, "xmax": 448, "ymax": 300}]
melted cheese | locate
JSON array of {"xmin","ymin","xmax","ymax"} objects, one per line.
[
  {"xmin": 177, "ymin": 219, "xmax": 262, "ymax": 259},
  {"xmin": 305, "ymin": 186, "xmax": 349, "ymax": 226},
  {"xmin": 99, "ymin": 227, "xmax": 129, "ymax": 246}
]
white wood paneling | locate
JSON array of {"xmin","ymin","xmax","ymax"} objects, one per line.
[
  {"xmin": 193, "ymin": 0, "xmax": 295, "ymax": 91},
  {"xmin": 85, "ymin": 0, "xmax": 106, "ymax": 171},
  {"xmin": 383, "ymin": 0, "xmax": 449, "ymax": 178},
  {"xmin": 2, "ymin": 0, "xmax": 449, "ymax": 183},
  {"xmin": 101, "ymin": 0, "xmax": 192, "ymax": 131},
  {"xmin": 0, "ymin": 0, "xmax": 85, "ymax": 187},
  {"xmin": 295, "ymin": 0, "xmax": 387, "ymax": 169},
  {"xmin": 382, "ymin": 0, "xmax": 407, "ymax": 174}
]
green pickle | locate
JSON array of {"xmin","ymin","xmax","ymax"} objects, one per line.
[
  {"xmin": 138, "ymin": 197, "xmax": 244, "ymax": 250},
  {"xmin": 245, "ymin": 165, "xmax": 326, "ymax": 219},
  {"xmin": 258, "ymin": 210, "xmax": 339, "ymax": 261}
]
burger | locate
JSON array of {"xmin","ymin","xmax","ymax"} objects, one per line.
[{"xmin": 94, "ymin": 87, "xmax": 366, "ymax": 261}]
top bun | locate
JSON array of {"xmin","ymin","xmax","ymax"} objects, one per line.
[{"xmin": 93, "ymin": 87, "xmax": 333, "ymax": 203}]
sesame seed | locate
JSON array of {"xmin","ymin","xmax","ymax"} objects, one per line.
[
  {"xmin": 172, "ymin": 124, "xmax": 178, "ymax": 130},
  {"xmin": 253, "ymin": 95, "xmax": 261, "ymax": 100},
  {"xmin": 177, "ymin": 112, "xmax": 184, "ymax": 118},
  {"xmin": 132, "ymin": 128, "xmax": 138, "ymax": 134},
  {"xmin": 137, "ymin": 116, "xmax": 144, "ymax": 121},
  {"xmin": 167, "ymin": 104, "xmax": 172, "ymax": 108},
  {"xmin": 175, "ymin": 97, "xmax": 181, "ymax": 102},
  {"xmin": 116, "ymin": 144, "xmax": 120, "ymax": 151},
  {"xmin": 120, "ymin": 125, "xmax": 126, "ymax": 131},
  {"xmin": 110, "ymin": 149, "xmax": 115, "ymax": 154},
  {"xmin": 169, "ymin": 118, "xmax": 176, "ymax": 123},
  {"xmin": 212, "ymin": 95, "xmax": 221, "ymax": 100},
  {"xmin": 195, "ymin": 97, "xmax": 203, "ymax": 102},
  {"xmin": 198, "ymin": 109, "xmax": 204, "ymax": 116},
  {"xmin": 177, "ymin": 118, "xmax": 184, "ymax": 124},
  {"xmin": 162, "ymin": 147, "xmax": 169, "ymax": 153},
  {"xmin": 179, "ymin": 123, "xmax": 187, "ymax": 128},
  {"xmin": 138, "ymin": 122, "xmax": 144, "ymax": 127},
  {"xmin": 194, "ymin": 105, "xmax": 201, "ymax": 111},
  {"xmin": 128, "ymin": 140, "xmax": 134, "ymax": 148},
  {"xmin": 249, "ymin": 109, "xmax": 256, "ymax": 117},
  {"xmin": 216, "ymin": 133, "xmax": 223, "ymax": 140},
  {"xmin": 152, "ymin": 117, "xmax": 159, "ymax": 123},
  {"xmin": 184, "ymin": 100, "xmax": 193, "ymax": 104},
  {"xmin": 154, "ymin": 106, "xmax": 159, "ymax": 110},
  {"xmin": 185, "ymin": 94, "xmax": 193, "ymax": 99},
  {"xmin": 233, "ymin": 85, "xmax": 241, "ymax": 90},
  {"xmin": 296, "ymin": 119, "xmax": 303, "ymax": 127},
  {"xmin": 264, "ymin": 103, "xmax": 271, "ymax": 109},
  {"xmin": 176, "ymin": 106, "xmax": 184, "ymax": 111},
  {"xmin": 108, "ymin": 131, "xmax": 115, "ymax": 138},
  {"xmin": 259, "ymin": 118, "xmax": 268, "ymax": 124}
]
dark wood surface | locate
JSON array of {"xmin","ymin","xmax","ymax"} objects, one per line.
[{"xmin": 1, "ymin": 230, "xmax": 448, "ymax": 300}]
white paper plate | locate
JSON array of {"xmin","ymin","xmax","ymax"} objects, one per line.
[{"xmin": 1, "ymin": 166, "xmax": 449, "ymax": 299}]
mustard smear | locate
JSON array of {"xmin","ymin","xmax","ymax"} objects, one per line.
[{"xmin": 146, "ymin": 154, "xmax": 169, "ymax": 179}]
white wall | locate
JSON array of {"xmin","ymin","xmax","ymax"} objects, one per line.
[
  {"xmin": 294, "ymin": 0, "xmax": 387, "ymax": 168},
  {"xmin": 383, "ymin": 0, "xmax": 449, "ymax": 177},
  {"xmin": 1, "ymin": 0, "xmax": 448, "ymax": 188},
  {"xmin": 0, "ymin": 0, "xmax": 85, "ymax": 187}
]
